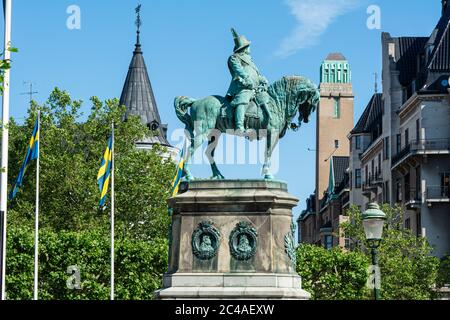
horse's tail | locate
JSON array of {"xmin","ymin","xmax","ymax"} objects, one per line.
[{"xmin": 174, "ymin": 96, "xmax": 195, "ymax": 132}]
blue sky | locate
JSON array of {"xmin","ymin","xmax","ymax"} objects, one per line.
[{"xmin": 2, "ymin": 1, "xmax": 442, "ymax": 223}]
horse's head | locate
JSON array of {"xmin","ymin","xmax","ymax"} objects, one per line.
[
  {"xmin": 298, "ymin": 79, "xmax": 319, "ymax": 124},
  {"xmin": 268, "ymin": 76, "xmax": 319, "ymax": 131}
]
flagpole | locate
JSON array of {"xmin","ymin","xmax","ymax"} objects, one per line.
[
  {"xmin": 0, "ymin": 0, "xmax": 12, "ymax": 301},
  {"xmin": 33, "ymin": 110, "xmax": 40, "ymax": 301},
  {"xmin": 110, "ymin": 122, "xmax": 115, "ymax": 301}
]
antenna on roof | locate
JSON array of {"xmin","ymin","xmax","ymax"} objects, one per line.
[{"xmin": 21, "ymin": 81, "xmax": 38, "ymax": 105}]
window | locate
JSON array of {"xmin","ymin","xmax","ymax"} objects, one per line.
[
  {"xmin": 416, "ymin": 166, "xmax": 421, "ymax": 200},
  {"xmin": 355, "ymin": 169, "xmax": 361, "ymax": 188},
  {"xmin": 333, "ymin": 98, "xmax": 340, "ymax": 119},
  {"xmin": 396, "ymin": 134, "xmax": 402, "ymax": 154},
  {"xmin": 416, "ymin": 119, "xmax": 420, "ymax": 142},
  {"xmin": 405, "ymin": 218, "xmax": 411, "ymax": 230},
  {"xmin": 355, "ymin": 136, "xmax": 361, "ymax": 150},
  {"xmin": 405, "ymin": 128, "xmax": 409, "ymax": 147},
  {"xmin": 378, "ymin": 154, "xmax": 382, "ymax": 176},
  {"xmin": 396, "ymin": 180, "xmax": 403, "ymax": 202},
  {"xmin": 365, "ymin": 165, "xmax": 369, "ymax": 186},
  {"xmin": 441, "ymin": 172, "xmax": 450, "ymax": 197},
  {"xmin": 344, "ymin": 238, "xmax": 351, "ymax": 250},
  {"xmin": 325, "ymin": 235, "xmax": 333, "ymax": 250},
  {"xmin": 384, "ymin": 181, "xmax": 390, "ymax": 203},
  {"xmin": 371, "ymin": 159, "xmax": 375, "ymax": 180},
  {"xmin": 384, "ymin": 137, "xmax": 390, "ymax": 160},
  {"xmin": 405, "ymin": 173, "xmax": 410, "ymax": 202},
  {"xmin": 416, "ymin": 212, "xmax": 422, "ymax": 237}
]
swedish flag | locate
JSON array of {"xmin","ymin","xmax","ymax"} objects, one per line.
[
  {"xmin": 171, "ymin": 142, "xmax": 186, "ymax": 197},
  {"xmin": 97, "ymin": 136, "xmax": 113, "ymax": 206},
  {"xmin": 9, "ymin": 117, "xmax": 39, "ymax": 200}
]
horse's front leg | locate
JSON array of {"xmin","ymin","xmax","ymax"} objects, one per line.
[{"xmin": 262, "ymin": 130, "xmax": 279, "ymax": 180}]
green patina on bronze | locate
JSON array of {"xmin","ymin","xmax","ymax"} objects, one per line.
[
  {"xmin": 284, "ymin": 220, "xmax": 297, "ymax": 269},
  {"xmin": 175, "ymin": 28, "xmax": 319, "ymax": 181},
  {"xmin": 191, "ymin": 221, "xmax": 221, "ymax": 260},
  {"xmin": 229, "ymin": 221, "xmax": 258, "ymax": 261}
]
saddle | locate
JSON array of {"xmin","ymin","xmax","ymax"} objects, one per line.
[{"xmin": 220, "ymin": 98, "xmax": 261, "ymax": 120}]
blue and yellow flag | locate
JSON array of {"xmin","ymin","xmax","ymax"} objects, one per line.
[
  {"xmin": 171, "ymin": 142, "xmax": 186, "ymax": 197},
  {"xmin": 9, "ymin": 117, "xmax": 40, "ymax": 200},
  {"xmin": 97, "ymin": 136, "xmax": 113, "ymax": 206}
]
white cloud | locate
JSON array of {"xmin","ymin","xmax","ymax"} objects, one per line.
[{"xmin": 276, "ymin": 0, "xmax": 360, "ymax": 58}]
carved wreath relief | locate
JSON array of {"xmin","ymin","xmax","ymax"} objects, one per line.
[
  {"xmin": 229, "ymin": 221, "xmax": 258, "ymax": 261},
  {"xmin": 191, "ymin": 221, "xmax": 221, "ymax": 260},
  {"xmin": 284, "ymin": 220, "xmax": 297, "ymax": 268}
]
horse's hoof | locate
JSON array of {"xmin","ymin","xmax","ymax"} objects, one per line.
[{"xmin": 210, "ymin": 175, "xmax": 225, "ymax": 180}]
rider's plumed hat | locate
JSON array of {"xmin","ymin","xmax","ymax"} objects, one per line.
[{"xmin": 231, "ymin": 28, "xmax": 251, "ymax": 53}]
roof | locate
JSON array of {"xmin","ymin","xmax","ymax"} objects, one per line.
[
  {"xmin": 119, "ymin": 31, "xmax": 171, "ymax": 146},
  {"xmin": 325, "ymin": 52, "xmax": 347, "ymax": 61},
  {"xmin": 389, "ymin": 4, "xmax": 450, "ymax": 91},
  {"xmin": 427, "ymin": 3, "xmax": 450, "ymax": 71},
  {"xmin": 298, "ymin": 193, "xmax": 316, "ymax": 222},
  {"xmin": 332, "ymin": 156, "xmax": 349, "ymax": 188},
  {"xmin": 395, "ymin": 37, "xmax": 429, "ymax": 87},
  {"xmin": 350, "ymin": 93, "xmax": 383, "ymax": 135}
]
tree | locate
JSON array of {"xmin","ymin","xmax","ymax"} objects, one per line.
[
  {"xmin": 342, "ymin": 204, "xmax": 440, "ymax": 300},
  {"xmin": 296, "ymin": 244, "xmax": 369, "ymax": 300},
  {"xmin": 4, "ymin": 88, "xmax": 176, "ymax": 299},
  {"xmin": 6, "ymin": 225, "xmax": 168, "ymax": 300},
  {"xmin": 8, "ymin": 88, "xmax": 175, "ymax": 241}
]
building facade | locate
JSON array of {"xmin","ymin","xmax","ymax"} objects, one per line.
[
  {"xmin": 348, "ymin": 2, "xmax": 450, "ymax": 257},
  {"xmin": 298, "ymin": 53, "xmax": 354, "ymax": 248}
]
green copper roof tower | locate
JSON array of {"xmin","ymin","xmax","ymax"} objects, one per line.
[{"xmin": 320, "ymin": 53, "xmax": 352, "ymax": 84}]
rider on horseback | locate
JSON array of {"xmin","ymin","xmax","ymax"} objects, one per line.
[{"xmin": 226, "ymin": 28, "xmax": 271, "ymax": 135}]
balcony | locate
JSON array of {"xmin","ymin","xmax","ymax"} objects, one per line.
[
  {"xmin": 392, "ymin": 139, "xmax": 450, "ymax": 169},
  {"xmin": 362, "ymin": 171, "xmax": 383, "ymax": 190},
  {"xmin": 426, "ymin": 186, "xmax": 450, "ymax": 203}
]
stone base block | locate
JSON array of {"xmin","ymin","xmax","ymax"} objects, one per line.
[{"xmin": 155, "ymin": 273, "xmax": 311, "ymax": 300}]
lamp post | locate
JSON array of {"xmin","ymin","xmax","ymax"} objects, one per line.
[{"xmin": 362, "ymin": 203, "xmax": 386, "ymax": 300}]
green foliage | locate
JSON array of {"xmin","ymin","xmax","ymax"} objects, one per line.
[
  {"xmin": 4, "ymin": 88, "xmax": 176, "ymax": 299},
  {"xmin": 437, "ymin": 255, "xmax": 450, "ymax": 288},
  {"xmin": 296, "ymin": 244, "xmax": 369, "ymax": 300},
  {"xmin": 6, "ymin": 225, "xmax": 168, "ymax": 300},
  {"xmin": 0, "ymin": 46, "xmax": 18, "ymax": 93},
  {"xmin": 8, "ymin": 88, "xmax": 175, "ymax": 240},
  {"xmin": 343, "ymin": 204, "xmax": 440, "ymax": 300}
]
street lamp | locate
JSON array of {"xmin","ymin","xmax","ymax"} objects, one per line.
[{"xmin": 362, "ymin": 203, "xmax": 386, "ymax": 300}]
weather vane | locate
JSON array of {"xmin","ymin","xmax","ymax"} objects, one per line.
[{"xmin": 135, "ymin": 4, "xmax": 142, "ymax": 32}]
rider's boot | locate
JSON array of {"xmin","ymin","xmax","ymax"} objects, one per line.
[{"xmin": 235, "ymin": 104, "xmax": 246, "ymax": 136}]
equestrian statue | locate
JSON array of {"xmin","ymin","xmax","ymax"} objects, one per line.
[{"xmin": 175, "ymin": 28, "xmax": 320, "ymax": 180}]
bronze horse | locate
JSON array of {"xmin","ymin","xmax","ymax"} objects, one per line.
[{"xmin": 175, "ymin": 76, "xmax": 319, "ymax": 180}]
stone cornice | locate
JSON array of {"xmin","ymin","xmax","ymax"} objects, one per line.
[
  {"xmin": 398, "ymin": 93, "xmax": 446, "ymax": 119},
  {"xmin": 319, "ymin": 83, "xmax": 354, "ymax": 97},
  {"xmin": 360, "ymin": 137, "xmax": 383, "ymax": 163}
]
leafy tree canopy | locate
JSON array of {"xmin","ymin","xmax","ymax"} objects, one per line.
[
  {"xmin": 342, "ymin": 204, "xmax": 440, "ymax": 300},
  {"xmin": 7, "ymin": 88, "xmax": 175, "ymax": 241}
]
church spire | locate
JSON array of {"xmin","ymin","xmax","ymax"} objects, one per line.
[{"xmin": 120, "ymin": 4, "xmax": 171, "ymax": 147}]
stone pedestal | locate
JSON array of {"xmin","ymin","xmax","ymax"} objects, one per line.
[{"xmin": 155, "ymin": 180, "xmax": 310, "ymax": 300}]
